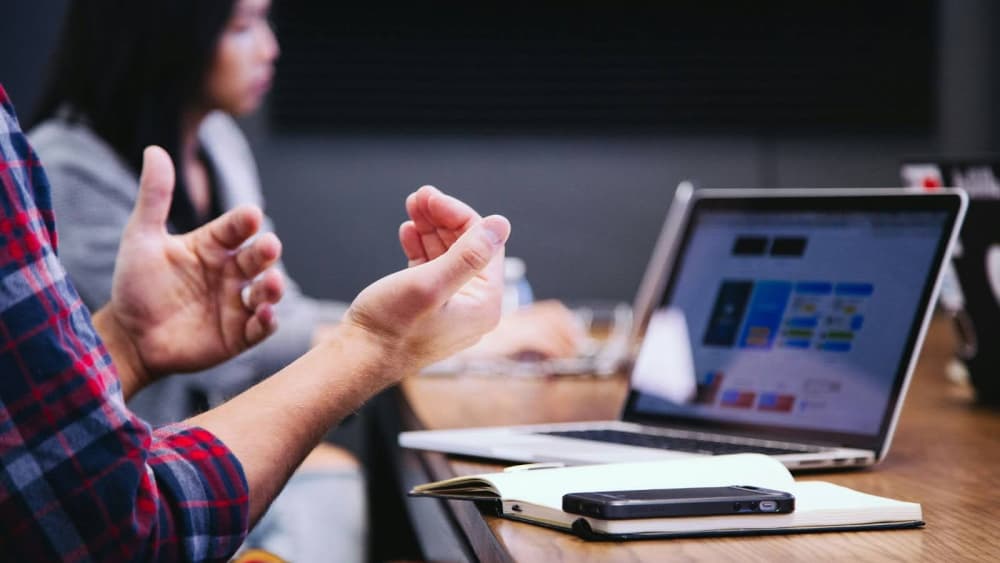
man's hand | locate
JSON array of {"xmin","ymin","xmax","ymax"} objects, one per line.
[
  {"xmin": 95, "ymin": 146, "xmax": 284, "ymax": 396},
  {"xmin": 343, "ymin": 185, "xmax": 511, "ymax": 375},
  {"xmin": 190, "ymin": 185, "xmax": 508, "ymax": 521},
  {"xmin": 401, "ymin": 186, "xmax": 584, "ymax": 362}
]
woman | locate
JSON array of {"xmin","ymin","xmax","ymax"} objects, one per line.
[{"xmin": 30, "ymin": 0, "xmax": 582, "ymax": 560}]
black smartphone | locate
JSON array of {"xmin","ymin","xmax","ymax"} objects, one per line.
[{"xmin": 562, "ymin": 485, "xmax": 795, "ymax": 519}]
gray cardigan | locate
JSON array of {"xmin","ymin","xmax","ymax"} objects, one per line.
[{"xmin": 29, "ymin": 112, "xmax": 348, "ymax": 425}]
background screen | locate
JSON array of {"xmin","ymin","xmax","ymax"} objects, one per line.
[{"xmin": 631, "ymin": 205, "xmax": 950, "ymax": 438}]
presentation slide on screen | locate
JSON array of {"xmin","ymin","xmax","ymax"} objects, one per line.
[{"xmin": 633, "ymin": 210, "xmax": 946, "ymax": 436}]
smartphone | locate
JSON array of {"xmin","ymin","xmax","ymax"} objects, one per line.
[{"xmin": 562, "ymin": 485, "xmax": 795, "ymax": 519}]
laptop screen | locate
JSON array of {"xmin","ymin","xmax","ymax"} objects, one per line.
[{"xmin": 624, "ymin": 192, "xmax": 963, "ymax": 452}]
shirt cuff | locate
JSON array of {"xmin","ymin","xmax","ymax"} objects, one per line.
[{"xmin": 148, "ymin": 423, "xmax": 250, "ymax": 561}]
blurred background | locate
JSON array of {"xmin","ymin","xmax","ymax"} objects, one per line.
[{"xmin": 3, "ymin": 0, "xmax": 999, "ymax": 304}]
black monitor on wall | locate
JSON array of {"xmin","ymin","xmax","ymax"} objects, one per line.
[{"xmin": 270, "ymin": 1, "xmax": 935, "ymax": 135}]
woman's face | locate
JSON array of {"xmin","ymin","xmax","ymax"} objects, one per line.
[{"xmin": 204, "ymin": 0, "xmax": 279, "ymax": 116}]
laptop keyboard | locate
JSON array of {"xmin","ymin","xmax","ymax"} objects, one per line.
[{"xmin": 541, "ymin": 429, "xmax": 814, "ymax": 456}]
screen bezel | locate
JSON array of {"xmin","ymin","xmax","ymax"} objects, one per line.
[{"xmin": 621, "ymin": 189, "xmax": 965, "ymax": 455}]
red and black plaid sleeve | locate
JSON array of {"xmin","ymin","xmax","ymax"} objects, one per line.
[{"xmin": 0, "ymin": 84, "xmax": 249, "ymax": 561}]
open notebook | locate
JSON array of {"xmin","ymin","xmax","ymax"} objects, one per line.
[{"xmin": 410, "ymin": 454, "xmax": 923, "ymax": 540}]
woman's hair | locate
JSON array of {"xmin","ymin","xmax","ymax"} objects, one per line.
[{"xmin": 32, "ymin": 0, "xmax": 238, "ymax": 232}]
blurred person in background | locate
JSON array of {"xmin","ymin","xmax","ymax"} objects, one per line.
[{"xmin": 29, "ymin": 0, "xmax": 583, "ymax": 560}]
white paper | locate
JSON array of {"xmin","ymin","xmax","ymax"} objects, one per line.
[{"xmin": 631, "ymin": 308, "xmax": 696, "ymax": 404}]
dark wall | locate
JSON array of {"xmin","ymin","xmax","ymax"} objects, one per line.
[
  {"xmin": 251, "ymin": 131, "xmax": 937, "ymax": 303},
  {"xmin": 250, "ymin": 1, "xmax": 943, "ymax": 303},
  {"xmin": 269, "ymin": 2, "xmax": 934, "ymax": 135},
  {"xmin": 0, "ymin": 0, "xmax": 68, "ymax": 118},
  {"xmin": 3, "ymin": 1, "xmax": 998, "ymax": 304},
  {"xmin": 939, "ymin": 0, "xmax": 1000, "ymax": 152}
]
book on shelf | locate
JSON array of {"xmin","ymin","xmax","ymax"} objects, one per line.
[{"xmin": 409, "ymin": 454, "xmax": 923, "ymax": 540}]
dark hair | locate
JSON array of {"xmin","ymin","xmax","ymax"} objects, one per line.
[{"xmin": 32, "ymin": 0, "xmax": 238, "ymax": 233}]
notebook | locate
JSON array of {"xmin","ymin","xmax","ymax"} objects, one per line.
[
  {"xmin": 400, "ymin": 187, "xmax": 967, "ymax": 470},
  {"xmin": 409, "ymin": 454, "xmax": 923, "ymax": 540}
]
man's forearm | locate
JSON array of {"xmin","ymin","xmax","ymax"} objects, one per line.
[
  {"xmin": 91, "ymin": 306, "xmax": 150, "ymax": 400},
  {"xmin": 188, "ymin": 322, "xmax": 408, "ymax": 524}
]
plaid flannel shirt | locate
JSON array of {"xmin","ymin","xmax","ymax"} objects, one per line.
[{"xmin": 0, "ymin": 85, "xmax": 249, "ymax": 561}]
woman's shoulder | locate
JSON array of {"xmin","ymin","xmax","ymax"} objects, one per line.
[
  {"xmin": 200, "ymin": 111, "xmax": 254, "ymax": 159},
  {"xmin": 29, "ymin": 116, "xmax": 134, "ymax": 187},
  {"xmin": 199, "ymin": 111, "xmax": 263, "ymax": 207}
]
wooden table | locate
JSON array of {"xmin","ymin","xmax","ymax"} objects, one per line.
[{"xmin": 394, "ymin": 318, "xmax": 1000, "ymax": 561}]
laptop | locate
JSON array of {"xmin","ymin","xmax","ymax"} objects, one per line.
[{"xmin": 400, "ymin": 187, "xmax": 967, "ymax": 470}]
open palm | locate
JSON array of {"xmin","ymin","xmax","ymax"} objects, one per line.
[{"xmin": 110, "ymin": 147, "xmax": 284, "ymax": 378}]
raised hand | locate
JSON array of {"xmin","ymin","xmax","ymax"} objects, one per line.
[
  {"xmin": 345, "ymin": 185, "xmax": 511, "ymax": 371},
  {"xmin": 399, "ymin": 185, "xmax": 481, "ymax": 265},
  {"xmin": 401, "ymin": 186, "xmax": 585, "ymax": 362},
  {"xmin": 188, "ymin": 186, "xmax": 508, "ymax": 520},
  {"xmin": 106, "ymin": 146, "xmax": 285, "ymax": 390}
]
